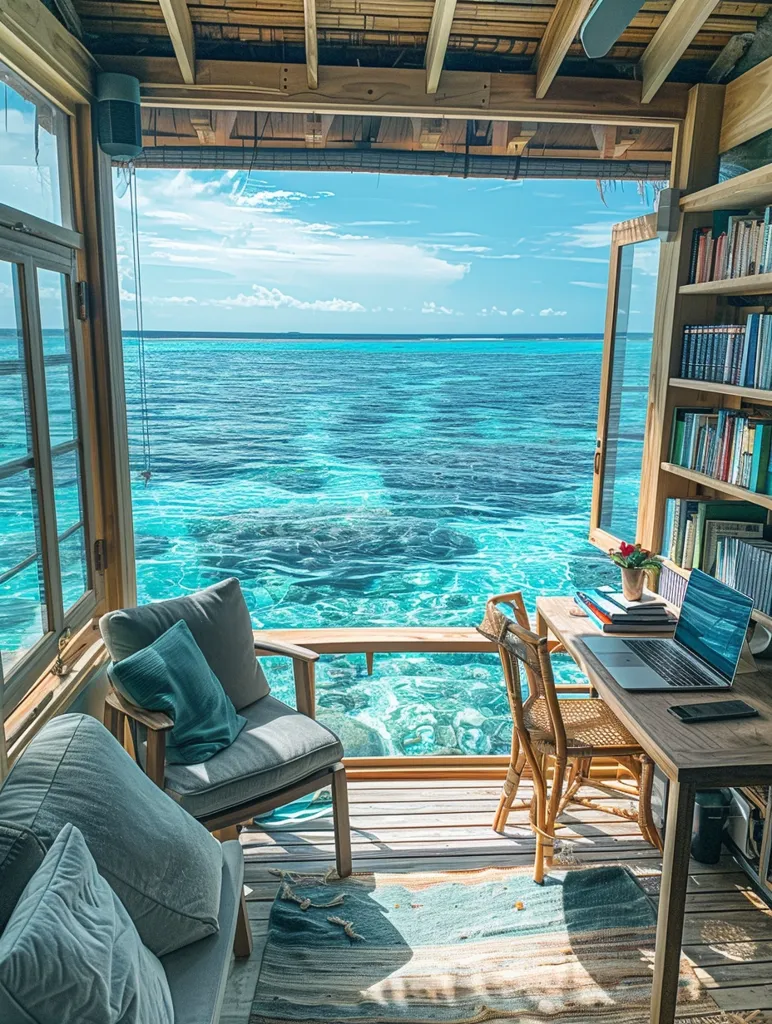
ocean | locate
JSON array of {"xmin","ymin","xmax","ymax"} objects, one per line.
[{"xmin": 121, "ymin": 333, "xmax": 651, "ymax": 757}]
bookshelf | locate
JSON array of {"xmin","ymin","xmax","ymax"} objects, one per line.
[
  {"xmin": 661, "ymin": 462, "xmax": 772, "ymax": 511},
  {"xmin": 679, "ymin": 272, "xmax": 772, "ymax": 297},
  {"xmin": 680, "ymin": 164, "xmax": 772, "ymax": 214},
  {"xmin": 659, "ymin": 554, "xmax": 772, "ymax": 632},
  {"xmin": 669, "ymin": 378, "xmax": 772, "ymax": 404}
]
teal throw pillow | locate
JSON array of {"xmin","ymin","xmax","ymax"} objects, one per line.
[{"xmin": 109, "ymin": 619, "xmax": 247, "ymax": 765}]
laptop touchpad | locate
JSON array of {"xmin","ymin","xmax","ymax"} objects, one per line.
[{"xmin": 600, "ymin": 653, "xmax": 644, "ymax": 668}]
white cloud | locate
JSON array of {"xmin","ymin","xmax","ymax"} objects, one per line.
[
  {"xmin": 481, "ymin": 253, "xmax": 521, "ymax": 261},
  {"xmin": 570, "ymin": 280, "xmax": 606, "ymax": 289},
  {"xmin": 348, "ymin": 220, "xmax": 418, "ymax": 227},
  {"xmin": 564, "ymin": 222, "xmax": 613, "ymax": 249},
  {"xmin": 422, "ymin": 301, "xmax": 455, "ymax": 315},
  {"xmin": 540, "ymin": 308, "xmax": 568, "ymax": 317},
  {"xmin": 511, "ymin": 308, "xmax": 525, "ymax": 315},
  {"xmin": 479, "ymin": 306, "xmax": 508, "ymax": 317},
  {"xmin": 209, "ymin": 285, "xmax": 365, "ymax": 313}
]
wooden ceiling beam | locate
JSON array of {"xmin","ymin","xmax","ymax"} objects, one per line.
[
  {"xmin": 720, "ymin": 53, "xmax": 772, "ymax": 152},
  {"xmin": 425, "ymin": 0, "xmax": 458, "ymax": 95},
  {"xmin": 534, "ymin": 0, "xmax": 595, "ymax": 100},
  {"xmin": 157, "ymin": 0, "xmax": 196, "ymax": 85},
  {"xmin": 640, "ymin": 0, "xmax": 721, "ymax": 104},
  {"xmin": 98, "ymin": 56, "xmax": 690, "ymax": 126},
  {"xmin": 0, "ymin": 0, "xmax": 96, "ymax": 108},
  {"xmin": 303, "ymin": 0, "xmax": 318, "ymax": 89}
]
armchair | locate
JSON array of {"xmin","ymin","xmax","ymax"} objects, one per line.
[{"xmin": 100, "ymin": 579, "xmax": 352, "ymax": 888}]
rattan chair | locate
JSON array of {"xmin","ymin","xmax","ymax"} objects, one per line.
[{"xmin": 478, "ymin": 591, "xmax": 662, "ymax": 883}]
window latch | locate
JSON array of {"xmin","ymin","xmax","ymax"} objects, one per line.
[{"xmin": 52, "ymin": 628, "xmax": 73, "ymax": 678}]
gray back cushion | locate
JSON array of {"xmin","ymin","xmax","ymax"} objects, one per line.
[
  {"xmin": 0, "ymin": 714, "xmax": 223, "ymax": 957},
  {"xmin": 99, "ymin": 577, "xmax": 269, "ymax": 710},
  {"xmin": 0, "ymin": 822, "xmax": 46, "ymax": 934}
]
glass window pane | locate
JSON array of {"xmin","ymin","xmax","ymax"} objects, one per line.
[
  {"xmin": 0, "ymin": 559, "xmax": 47, "ymax": 678},
  {"xmin": 52, "ymin": 448, "xmax": 83, "ymax": 537},
  {"xmin": 59, "ymin": 526, "xmax": 87, "ymax": 612},
  {"xmin": 0, "ymin": 260, "xmax": 33, "ymax": 464},
  {"xmin": 38, "ymin": 269, "xmax": 78, "ymax": 446},
  {"xmin": 598, "ymin": 238, "xmax": 659, "ymax": 543},
  {"xmin": 0, "ymin": 61, "xmax": 70, "ymax": 227},
  {"xmin": 0, "ymin": 470, "xmax": 42, "ymax": 580}
]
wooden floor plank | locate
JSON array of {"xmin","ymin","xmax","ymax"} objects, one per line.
[{"xmin": 223, "ymin": 778, "xmax": 772, "ymax": 1024}]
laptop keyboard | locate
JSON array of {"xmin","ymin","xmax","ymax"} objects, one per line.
[{"xmin": 625, "ymin": 639, "xmax": 723, "ymax": 688}]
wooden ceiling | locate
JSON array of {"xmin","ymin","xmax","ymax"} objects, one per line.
[{"xmin": 76, "ymin": 0, "xmax": 768, "ymax": 80}]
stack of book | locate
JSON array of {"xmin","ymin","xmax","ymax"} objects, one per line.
[
  {"xmin": 663, "ymin": 497, "xmax": 768, "ymax": 572},
  {"xmin": 689, "ymin": 209, "xmax": 772, "ymax": 284},
  {"xmin": 715, "ymin": 536, "xmax": 772, "ymax": 613},
  {"xmin": 671, "ymin": 407, "xmax": 772, "ymax": 492},
  {"xmin": 679, "ymin": 316, "xmax": 772, "ymax": 389},
  {"xmin": 574, "ymin": 588, "xmax": 677, "ymax": 634}
]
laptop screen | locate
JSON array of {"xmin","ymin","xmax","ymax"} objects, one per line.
[{"xmin": 674, "ymin": 569, "xmax": 754, "ymax": 681}]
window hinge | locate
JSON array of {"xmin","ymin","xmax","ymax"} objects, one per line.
[
  {"xmin": 76, "ymin": 281, "xmax": 89, "ymax": 321},
  {"xmin": 94, "ymin": 538, "xmax": 107, "ymax": 572}
]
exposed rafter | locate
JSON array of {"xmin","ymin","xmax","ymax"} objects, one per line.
[
  {"xmin": 425, "ymin": 0, "xmax": 458, "ymax": 95},
  {"xmin": 303, "ymin": 0, "xmax": 318, "ymax": 90},
  {"xmin": 157, "ymin": 0, "xmax": 195, "ymax": 85},
  {"xmin": 640, "ymin": 0, "xmax": 721, "ymax": 104},
  {"xmin": 535, "ymin": 0, "xmax": 594, "ymax": 100}
]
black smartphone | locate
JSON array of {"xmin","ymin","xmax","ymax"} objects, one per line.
[{"xmin": 668, "ymin": 699, "xmax": 759, "ymax": 724}]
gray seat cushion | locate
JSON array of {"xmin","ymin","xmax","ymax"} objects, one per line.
[
  {"xmin": 0, "ymin": 714, "xmax": 223, "ymax": 958},
  {"xmin": 99, "ymin": 577, "xmax": 269, "ymax": 710},
  {"xmin": 161, "ymin": 840, "xmax": 244, "ymax": 1024},
  {"xmin": 163, "ymin": 696, "xmax": 343, "ymax": 819}
]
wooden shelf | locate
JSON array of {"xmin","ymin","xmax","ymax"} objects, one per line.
[
  {"xmin": 679, "ymin": 272, "xmax": 772, "ymax": 296},
  {"xmin": 680, "ymin": 165, "xmax": 772, "ymax": 214},
  {"xmin": 669, "ymin": 378, "xmax": 772, "ymax": 404},
  {"xmin": 660, "ymin": 461, "xmax": 772, "ymax": 510}
]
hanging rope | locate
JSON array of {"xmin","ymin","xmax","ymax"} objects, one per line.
[{"xmin": 128, "ymin": 165, "xmax": 153, "ymax": 486}]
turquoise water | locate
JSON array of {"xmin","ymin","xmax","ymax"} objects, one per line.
[{"xmin": 121, "ymin": 334, "xmax": 651, "ymax": 756}]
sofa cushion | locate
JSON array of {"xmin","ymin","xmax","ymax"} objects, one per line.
[
  {"xmin": 0, "ymin": 823, "xmax": 173, "ymax": 1024},
  {"xmin": 0, "ymin": 713, "xmax": 223, "ymax": 957},
  {"xmin": 99, "ymin": 577, "xmax": 269, "ymax": 710},
  {"xmin": 0, "ymin": 822, "xmax": 45, "ymax": 935},
  {"xmin": 163, "ymin": 696, "xmax": 343, "ymax": 819},
  {"xmin": 109, "ymin": 620, "xmax": 247, "ymax": 765}
]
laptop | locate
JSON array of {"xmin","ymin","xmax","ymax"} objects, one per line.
[{"xmin": 582, "ymin": 569, "xmax": 754, "ymax": 691}]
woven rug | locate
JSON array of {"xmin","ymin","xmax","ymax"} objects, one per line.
[{"xmin": 249, "ymin": 864, "xmax": 736, "ymax": 1024}]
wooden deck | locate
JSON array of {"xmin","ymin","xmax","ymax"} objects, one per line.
[{"xmin": 222, "ymin": 779, "xmax": 772, "ymax": 1023}]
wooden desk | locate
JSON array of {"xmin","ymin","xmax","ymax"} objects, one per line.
[{"xmin": 536, "ymin": 595, "xmax": 772, "ymax": 1024}]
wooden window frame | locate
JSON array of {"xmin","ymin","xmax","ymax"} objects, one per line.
[
  {"xmin": 589, "ymin": 213, "xmax": 659, "ymax": 553},
  {"xmin": 0, "ymin": 223, "xmax": 102, "ymax": 714}
]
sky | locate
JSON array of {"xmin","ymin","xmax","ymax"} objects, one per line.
[{"xmin": 113, "ymin": 169, "xmax": 662, "ymax": 336}]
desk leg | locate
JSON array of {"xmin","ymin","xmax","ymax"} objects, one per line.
[
  {"xmin": 650, "ymin": 779, "xmax": 696, "ymax": 1024},
  {"xmin": 536, "ymin": 607, "xmax": 547, "ymax": 639}
]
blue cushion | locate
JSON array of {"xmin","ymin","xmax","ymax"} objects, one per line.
[
  {"xmin": 109, "ymin": 619, "xmax": 247, "ymax": 765},
  {"xmin": 0, "ymin": 823, "xmax": 173, "ymax": 1024},
  {"xmin": 0, "ymin": 822, "xmax": 46, "ymax": 936}
]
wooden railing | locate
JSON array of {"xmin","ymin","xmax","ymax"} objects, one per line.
[{"xmin": 253, "ymin": 626, "xmax": 594, "ymax": 780}]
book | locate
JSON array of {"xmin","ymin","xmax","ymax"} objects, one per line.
[
  {"xmin": 702, "ymin": 519, "xmax": 765, "ymax": 576},
  {"xmin": 574, "ymin": 594, "xmax": 676, "ymax": 633},
  {"xmin": 671, "ymin": 406, "xmax": 772, "ymax": 493}
]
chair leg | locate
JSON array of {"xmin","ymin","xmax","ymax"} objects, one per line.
[
  {"xmin": 331, "ymin": 766, "xmax": 352, "ymax": 878},
  {"xmin": 233, "ymin": 887, "xmax": 253, "ymax": 959},
  {"xmin": 493, "ymin": 733, "xmax": 525, "ymax": 833},
  {"xmin": 544, "ymin": 756, "xmax": 567, "ymax": 871},
  {"xmin": 636, "ymin": 754, "xmax": 663, "ymax": 852}
]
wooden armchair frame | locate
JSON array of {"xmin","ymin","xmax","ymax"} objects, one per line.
[{"xmin": 103, "ymin": 635, "xmax": 352, "ymax": 959}]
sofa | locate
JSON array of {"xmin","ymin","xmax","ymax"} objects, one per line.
[{"xmin": 0, "ymin": 713, "xmax": 248, "ymax": 1024}]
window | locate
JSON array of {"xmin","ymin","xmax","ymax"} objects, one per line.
[
  {"xmin": 0, "ymin": 75, "xmax": 99, "ymax": 708},
  {"xmin": 591, "ymin": 216, "xmax": 660, "ymax": 546}
]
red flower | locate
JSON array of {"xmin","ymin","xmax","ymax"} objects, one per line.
[{"xmin": 618, "ymin": 541, "xmax": 636, "ymax": 557}]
